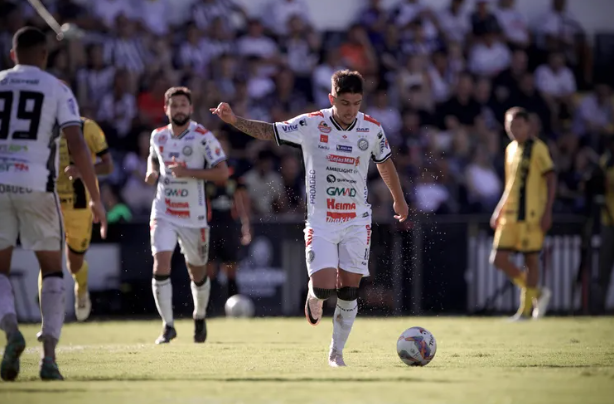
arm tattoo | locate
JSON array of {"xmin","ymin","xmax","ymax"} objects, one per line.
[{"xmin": 234, "ymin": 116, "xmax": 275, "ymax": 141}]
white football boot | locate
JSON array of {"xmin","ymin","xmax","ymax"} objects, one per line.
[
  {"xmin": 74, "ymin": 286, "xmax": 91, "ymax": 322},
  {"xmin": 532, "ymin": 287, "xmax": 552, "ymax": 319},
  {"xmin": 328, "ymin": 348, "xmax": 346, "ymax": 367}
]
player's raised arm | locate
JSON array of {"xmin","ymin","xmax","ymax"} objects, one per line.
[{"xmin": 210, "ymin": 102, "xmax": 275, "ymax": 141}]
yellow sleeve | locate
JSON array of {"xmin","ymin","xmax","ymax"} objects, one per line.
[
  {"xmin": 535, "ymin": 142, "xmax": 554, "ymax": 175},
  {"xmin": 84, "ymin": 119, "xmax": 109, "ymax": 157}
]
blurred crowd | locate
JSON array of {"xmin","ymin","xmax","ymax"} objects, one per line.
[{"xmin": 1, "ymin": 0, "xmax": 612, "ymax": 222}]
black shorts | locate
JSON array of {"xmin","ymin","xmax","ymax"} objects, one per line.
[{"xmin": 209, "ymin": 222, "xmax": 241, "ymax": 264}]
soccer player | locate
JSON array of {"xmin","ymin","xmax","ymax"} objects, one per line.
[
  {"xmin": 490, "ymin": 107, "xmax": 556, "ymax": 321},
  {"xmin": 206, "ymin": 137, "xmax": 251, "ymax": 300},
  {"xmin": 0, "ymin": 27, "xmax": 106, "ymax": 380},
  {"xmin": 37, "ymin": 116, "xmax": 113, "ymax": 321},
  {"xmin": 145, "ymin": 87, "xmax": 229, "ymax": 344},
  {"xmin": 211, "ymin": 70, "xmax": 409, "ymax": 366}
]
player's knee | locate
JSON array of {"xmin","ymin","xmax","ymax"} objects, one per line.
[
  {"xmin": 312, "ymin": 287, "xmax": 336, "ymax": 300},
  {"xmin": 337, "ymin": 286, "xmax": 359, "ymax": 302},
  {"xmin": 67, "ymin": 253, "xmax": 84, "ymax": 274}
]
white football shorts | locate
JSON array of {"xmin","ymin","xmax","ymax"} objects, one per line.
[
  {"xmin": 150, "ymin": 217, "xmax": 209, "ymax": 266},
  {"xmin": 0, "ymin": 187, "xmax": 63, "ymax": 251},
  {"xmin": 304, "ymin": 224, "xmax": 372, "ymax": 277}
]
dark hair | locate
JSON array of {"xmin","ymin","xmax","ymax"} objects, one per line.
[
  {"xmin": 505, "ymin": 106, "xmax": 530, "ymax": 122},
  {"xmin": 331, "ymin": 70, "xmax": 364, "ymax": 96},
  {"xmin": 164, "ymin": 86, "xmax": 192, "ymax": 105},
  {"xmin": 12, "ymin": 27, "xmax": 47, "ymax": 52}
]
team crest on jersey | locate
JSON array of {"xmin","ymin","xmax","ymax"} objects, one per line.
[
  {"xmin": 182, "ymin": 146, "xmax": 193, "ymax": 156},
  {"xmin": 158, "ymin": 135, "xmax": 168, "ymax": 145},
  {"xmin": 358, "ymin": 138, "xmax": 369, "ymax": 151},
  {"xmin": 318, "ymin": 121, "xmax": 331, "ymax": 133}
]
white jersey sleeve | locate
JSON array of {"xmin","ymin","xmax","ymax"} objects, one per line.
[
  {"xmin": 370, "ymin": 124, "xmax": 392, "ymax": 164},
  {"xmin": 55, "ymin": 81, "xmax": 81, "ymax": 129},
  {"xmin": 199, "ymin": 128, "xmax": 227, "ymax": 167},
  {"xmin": 273, "ymin": 114, "xmax": 309, "ymax": 147}
]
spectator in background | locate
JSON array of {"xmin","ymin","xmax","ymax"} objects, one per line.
[
  {"xmin": 507, "ymin": 73, "xmax": 553, "ymax": 135},
  {"xmin": 465, "ymin": 146, "xmax": 502, "ymax": 212},
  {"xmin": 494, "ymin": 0, "xmax": 529, "ymax": 49},
  {"xmin": 202, "ymin": 17, "xmax": 236, "ymax": 61},
  {"xmin": 92, "ymin": 0, "xmax": 134, "ymax": 30},
  {"xmin": 437, "ymin": 0, "xmax": 470, "ymax": 45},
  {"xmin": 312, "ymin": 49, "xmax": 346, "ymax": 108},
  {"xmin": 267, "ymin": 0, "xmax": 312, "ymax": 37},
  {"xmin": 358, "ymin": 0, "xmax": 389, "ymax": 48},
  {"xmin": 471, "ymin": 0, "xmax": 501, "ymax": 37},
  {"xmin": 104, "ymin": 14, "xmax": 149, "ymax": 76},
  {"xmin": 339, "ymin": 24, "xmax": 378, "ymax": 77},
  {"xmin": 264, "ymin": 68, "xmax": 309, "ymax": 117},
  {"xmin": 278, "ymin": 153, "xmax": 305, "ymax": 214},
  {"xmin": 133, "ymin": 0, "xmax": 171, "ymax": 37},
  {"xmin": 468, "ymin": 30, "xmax": 511, "ymax": 78},
  {"xmin": 121, "ymin": 131, "xmax": 157, "ymax": 215},
  {"xmin": 178, "ymin": 22, "xmax": 211, "ymax": 77},
  {"xmin": 366, "ymin": 89, "xmax": 402, "ymax": 144},
  {"xmin": 76, "ymin": 44, "xmax": 116, "ymax": 110},
  {"xmin": 237, "ymin": 19, "xmax": 279, "ymax": 65},
  {"xmin": 535, "ymin": 51, "xmax": 576, "ymax": 123},
  {"xmin": 438, "ymin": 72, "xmax": 482, "ymax": 129},
  {"xmin": 243, "ymin": 150, "xmax": 284, "ymax": 215},
  {"xmin": 137, "ymin": 72, "xmax": 170, "ymax": 127},
  {"xmin": 397, "ymin": 55, "xmax": 430, "ymax": 108},
  {"xmin": 393, "ymin": 0, "xmax": 439, "ymax": 42},
  {"xmin": 97, "ymin": 69, "xmax": 137, "ymax": 145},
  {"xmin": 492, "ymin": 48, "xmax": 528, "ymax": 104},
  {"xmin": 427, "ymin": 50, "xmax": 454, "ymax": 103},
  {"xmin": 573, "ymin": 84, "xmax": 613, "ymax": 146},
  {"xmin": 413, "ymin": 167, "xmax": 451, "ymax": 214},
  {"xmin": 401, "ymin": 20, "xmax": 441, "ymax": 58},
  {"xmin": 192, "ymin": 0, "xmax": 247, "ymax": 33}
]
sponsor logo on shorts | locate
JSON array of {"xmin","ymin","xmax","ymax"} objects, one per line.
[
  {"xmin": 326, "ymin": 212, "xmax": 356, "ymax": 223},
  {"xmin": 0, "ymin": 185, "xmax": 32, "ymax": 193},
  {"xmin": 307, "ymin": 250, "xmax": 315, "ymax": 263},
  {"xmin": 358, "ymin": 138, "xmax": 369, "ymax": 151}
]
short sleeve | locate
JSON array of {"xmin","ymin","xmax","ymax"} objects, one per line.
[
  {"xmin": 149, "ymin": 131, "xmax": 159, "ymax": 162},
  {"xmin": 371, "ymin": 128, "xmax": 392, "ymax": 164},
  {"xmin": 273, "ymin": 114, "xmax": 308, "ymax": 148},
  {"xmin": 201, "ymin": 133, "xmax": 227, "ymax": 167},
  {"xmin": 84, "ymin": 119, "xmax": 109, "ymax": 156},
  {"xmin": 535, "ymin": 142, "xmax": 554, "ymax": 175},
  {"xmin": 56, "ymin": 81, "xmax": 81, "ymax": 129}
]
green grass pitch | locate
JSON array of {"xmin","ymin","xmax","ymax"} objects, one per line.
[{"xmin": 1, "ymin": 317, "xmax": 613, "ymax": 404}]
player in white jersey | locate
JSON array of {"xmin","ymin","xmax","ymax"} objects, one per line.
[
  {"xmin": 145, "ymin": 87, "xmax": 229, "ymax": 344},
  {"xmin": 211, "ymin": 70, "xmax": 408, "ymax": 366},
  {"xmin": 0, "ymin": 27, "xmax": 106, "ymax": 381}
]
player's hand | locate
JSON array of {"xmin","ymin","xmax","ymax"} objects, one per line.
[
  {"xmin": 89, "ymin": 199, "xmax": 107, "ymax": 239},
  {"xmin": 490, "ymin": 211, "xmax": 501, "ymax": 230},
  {"xmin": 393, "ymin": 199, "xmax": 409, "ymax": 222},
  {"xmin": 210, "ymin": 102, "xmax": 237, "ymax": 125},
  {"xmin": 541, "ymin": 211, "xmax": 553, "ymax": 232},
  {"xmin": 64, "ymin": 165, "xmax": 81, "ymax": 181},
  {"xmin": 145, "ymin": 171, "xmax": 159, "ymax": 185},
  {"xmin": 167, "ymin": 157, "xmax": 189, "ymax": 178},
  {"xmin": 241, "ymin": 225, "xmax": 252, "ymax": 246}
]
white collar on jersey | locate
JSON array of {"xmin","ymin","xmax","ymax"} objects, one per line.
[
  {"xmin": 13, "ymin": 64, "xmax": 42, "ymax": 71},
  {"xmin": 168, "ymin": 120, "xmax": 196, "ymax": 139}
]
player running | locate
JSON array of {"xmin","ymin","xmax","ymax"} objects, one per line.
[
  {"xmin": 0, "ymin": 27, "xmax": 106, "ymax": 381},
  {"xmin": 146, "ymin": 87, "xmax": 229, "ymax": 344},
  {"xmin": 38, "ymin": 116, "xmax": 113, "ymax": 322},
  {"xmin": 490, "ymin": 107, "xmax": 556, "ymax": 321},
  {"xmin": 211, "ymin": 70, "xmax": 408, "ymax": 366},
  {"xmin": 206, "ymin": 136, "xmax": 251, "ymax": 301}
]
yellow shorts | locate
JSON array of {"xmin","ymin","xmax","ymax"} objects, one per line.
[
  {"xmin": 493, "ymin": 221, "xmax": 544, "ymax": 254},
  {"xmin": 61, "ymin": 207, "xmax": 93, "ymax": 254}
]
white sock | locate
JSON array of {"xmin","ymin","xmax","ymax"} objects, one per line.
[
  {"xmin": 152, "ymin": 277, "xmax": 174, "ymax": 327},
  {"xmin": 331, "ymin": 298, "xmax": 358, "ymax": 354},
  {"xmin": 191, "ymin": 277, "xmax": 211, "ymax": 320},
  {"xmin": 39, "ymin": 276, "xmax": 65, "ymax": 341},
  {"xmin": 0, "ymin": 274, "xmax": 18, "ymax": 336}
]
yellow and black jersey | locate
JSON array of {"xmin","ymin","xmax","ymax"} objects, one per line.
[
  {"xmin": 501, "ymin": 138, "xmax": 554, "ymax": 225},
  {"xmin": 57, "ymin": 117, "xmax": 109, "ymax": 209},
  {"xmin": 601, "ymin": 152, "xmax": 614, "ymax": 226}
]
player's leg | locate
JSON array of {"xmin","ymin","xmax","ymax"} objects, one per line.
[
  {"xmin": 331, "ymin": 225, "xmax": 371, "ymax": 367},
  {"xmin": 490, "ymin": 223, "xmax": 526, "ymax": 288},
  {"xmin": 150, "ymin": 219, "xmax": 177, "ymax": 344},
  {"xmin": 179, "ymin": 227, "xmax": 210, "ymax": 343},
  {"xmin": 18, "ymin": 191, "xmax": 66, "ymax": 380},
  {"xmin": 223, "ymin": 262, "xmax": 239, "ymax": 297},
  {"xmin": 220, "ymin": 224, "xmax": 242, "ymax": 297},
  {"xmin": 304, "ymin": 227, "xmax": 339, "ymax": 326},
  {"xmin": 65, "ymin": 209, "xmax": 93, "ymax": 321},
  {"xmin": 525, "ymin": 224, "xmax": 550, "ymax": 319},
  {"xmin": 0, "ymin": 191, "xmax": 24, "ymax": 381}
]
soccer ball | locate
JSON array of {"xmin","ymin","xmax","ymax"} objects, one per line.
[
  {"xmin": 397, "ymin": 327, "xmax": 437, "ymax": 366},
  {"xmin": 224, "ymin": 294, "xmax": 255, "ymax": 318}
]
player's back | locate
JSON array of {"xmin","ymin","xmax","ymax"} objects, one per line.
[{"xmin": 0, "ymin": 65, "xmax": 80, "ymax": 192}]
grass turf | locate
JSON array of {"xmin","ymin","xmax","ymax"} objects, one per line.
[{"xmin": 1, "ymin": 317, "xmax": 613, "ymax": 404}]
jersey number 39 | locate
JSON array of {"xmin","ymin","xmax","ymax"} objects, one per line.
[{"xmin": 0, "ymin": 90, "xmax": 45, "ymax": 140}]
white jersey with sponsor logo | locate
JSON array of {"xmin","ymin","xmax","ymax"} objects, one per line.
[
  {"xmin": 0, "ymin": 65, "xmax": 81, "ymax": 192},
  {"xmin": 149, "ymin": 121, "xmax": 226, "ymax": 228},
  {"xmin": 273, "ymin": 108, "xmax": 392, "ymax": 228}
]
